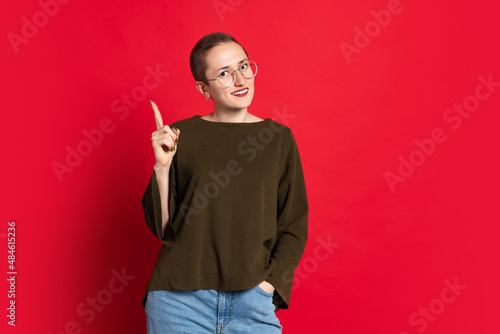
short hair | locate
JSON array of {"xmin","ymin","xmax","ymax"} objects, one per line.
[{"xmin": 190, "ymin": 32, "xmax": 248, "ymax": 83}]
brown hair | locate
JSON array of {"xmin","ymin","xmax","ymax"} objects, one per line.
[{"xmin": 190, "ymin": 32, "xmax": 248, "ymax": 83}]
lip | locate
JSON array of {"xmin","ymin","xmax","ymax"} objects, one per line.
[{"xmin": 231, "ymin": 88, "xmax": 249, "ymax": 97}]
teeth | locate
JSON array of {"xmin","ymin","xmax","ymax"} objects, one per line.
[{"xmin": 232, "ymin": 89, "xmax": 248, "ymax": 95}]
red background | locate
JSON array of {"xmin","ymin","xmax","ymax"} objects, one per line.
[{"xmin": 2, "ymin": 0, "xmax": 500, "ymax": 333}]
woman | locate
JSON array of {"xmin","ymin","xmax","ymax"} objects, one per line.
[{"xmin": 142, "ymin": 32, "xmax": 308, "ymax": 333}]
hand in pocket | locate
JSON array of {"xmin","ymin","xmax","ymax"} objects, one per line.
[{"xmin": 258, "ymin": 280, "xmax": 275, "ymax": 294}]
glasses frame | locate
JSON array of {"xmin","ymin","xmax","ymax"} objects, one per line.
[{"xmin": 206, "ymin": 61, "xmax": 258, "ymax": 87}]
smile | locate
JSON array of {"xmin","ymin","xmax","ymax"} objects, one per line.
[{"xmin": 231, "ymin": 88, "xmax": 249, "ymax": 96}]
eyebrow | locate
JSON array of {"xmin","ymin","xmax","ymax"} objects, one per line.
[{"xmin": 215, "ymin": 59, "xmax": 248, "ymax": 72}]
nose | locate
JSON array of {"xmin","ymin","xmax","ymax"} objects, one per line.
[{"xmin": 234, "ymin": 69, "xmax": 246, "ymax": 86}]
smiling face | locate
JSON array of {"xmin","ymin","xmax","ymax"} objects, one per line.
[{"xmin": 196, "ymin": 42, "xmax": 255, "ymax": 113}]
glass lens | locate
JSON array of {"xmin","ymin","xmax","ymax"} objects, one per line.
[
  {"xmin": 215, "ymin": 61, "xmax": 258, "ymax": 87},
  {"xmin": 218, "ymin": 70, "xmax": 234, "ymax": 87},
  {"xmin": 241, "ymin": 61, "xmax": 257, "ymax": 79}
]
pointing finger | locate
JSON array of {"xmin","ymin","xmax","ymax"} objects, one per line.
[{"xmin": 150, "ymin": 100, "xmax": 164, "ymax": 130}]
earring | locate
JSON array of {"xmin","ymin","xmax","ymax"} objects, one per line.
[{"xmin": 205, "ymin": 95, "xmax": 210, "ymax": 101}]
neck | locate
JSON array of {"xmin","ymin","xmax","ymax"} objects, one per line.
[{"xmin": 207, "ymin": 106, "xmax": 251, "ymax": 123}]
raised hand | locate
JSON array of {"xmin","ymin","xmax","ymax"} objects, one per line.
[{"xmin": 150, "ymin": 100, "xmax": 180, "ymax": 168}]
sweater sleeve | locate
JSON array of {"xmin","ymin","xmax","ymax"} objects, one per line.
[
  {"xmin": 141, "ymin": 153, "xmax": 179, "ymax": 247},
  {"xmin": 265, "ymin": 129, "xmax": 309, "ymax": 309}
]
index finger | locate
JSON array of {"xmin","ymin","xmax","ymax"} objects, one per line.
[{"xmin": 150, "ymin": 100, "xmax": 164, "ymax": 130}]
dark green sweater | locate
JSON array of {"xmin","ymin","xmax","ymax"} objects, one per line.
[{"xmin": 141, "ymin": 115, "xmax": 308, "ymax": 311}]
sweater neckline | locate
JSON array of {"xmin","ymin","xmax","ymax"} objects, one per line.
[{"xmin": 193, "ymin": 115, "xmax": 270, "ymax": 125}]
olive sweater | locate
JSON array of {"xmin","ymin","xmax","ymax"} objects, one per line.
[{"xmin": 141, "ymin": 115, "xmax": 308, "ymax": 311}]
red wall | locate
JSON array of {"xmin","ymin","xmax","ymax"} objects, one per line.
[{"xmin": 2, "ymin": 0, "xmax": 500, "ymax": 333}]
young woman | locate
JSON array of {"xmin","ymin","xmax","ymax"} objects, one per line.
[{"xmin": 142, "ymin": 32, "xmax": 308, "ymax": 334}]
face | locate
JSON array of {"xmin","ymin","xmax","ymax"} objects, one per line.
[{"xmin": 197, "ymin": 42, "xmax": 255, "ymax": 112}]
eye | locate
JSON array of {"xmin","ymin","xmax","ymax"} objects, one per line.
[
  {"xmin": 240, "ymin": 63, "xmax": 249, "ymax": 70},
  {"xmin": 218, "ymin": 70, "xmax": 230, "ymax": 78}
]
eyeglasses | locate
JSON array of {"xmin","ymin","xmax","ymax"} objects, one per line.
[{"xmin": 207, "ymin": 61, "xmax": 258, "ymax": 87}]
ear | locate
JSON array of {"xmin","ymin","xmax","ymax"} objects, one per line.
[{"xmin": 195, "ymin": 81, "xmax": 209, "ymax": 97}]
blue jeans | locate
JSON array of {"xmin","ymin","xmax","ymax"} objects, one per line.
[{"xmin": 145, "ymin": 285, "xmax": 283, "ymax": 333}]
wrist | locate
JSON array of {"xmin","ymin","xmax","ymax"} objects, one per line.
[{"xmin": 154, "ymin": 162, "xmax": 171, "ymax": 174}]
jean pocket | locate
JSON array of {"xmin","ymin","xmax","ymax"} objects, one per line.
[{"xmin": 255, "ymin": 285, "xmax": 274, "ymax": 297}]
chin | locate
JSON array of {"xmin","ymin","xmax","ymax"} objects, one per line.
[
  {"xmin": 236, "ymin": 101, "xmax": 253, "ymax": 110},
  {"xmin": 229, "ymin": 97, "xmax": 253, "ymax": 110}
]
